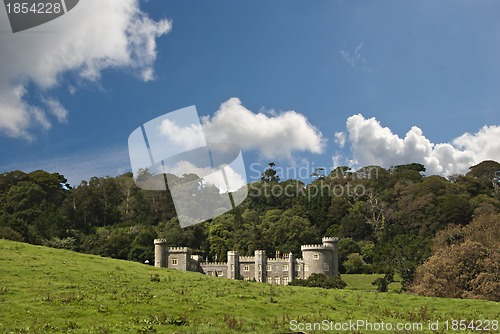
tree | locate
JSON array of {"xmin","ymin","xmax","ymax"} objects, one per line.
[
  {"xmin": 343, "ymin": 253, "xmax": 368, "ymax": 274},
  {"xmin": 411, "ymin": 213, "xmax": 500, "ymax": 301},
  {"xmin": 261, "ymin": 162, "xmax": 280, "ymax": 182},
  {"xmin": 373, "ymin": 234, "xmax": 431, "ymax": 289}
]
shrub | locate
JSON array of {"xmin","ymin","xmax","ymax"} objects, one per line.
[{"xmin": 289, "ymin": 273, "xmax": 346, "ymax": 289}]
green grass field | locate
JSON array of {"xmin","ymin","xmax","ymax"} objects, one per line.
[
  {"xmin": 342, "ymin": 274, "xmax": 402, "ymax": 292},
  {"xmin": 0, "ymin": 239, "xmax": 499, "ymax": 333}
]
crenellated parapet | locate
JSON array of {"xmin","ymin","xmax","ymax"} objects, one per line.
[
  {"xmin": 322, "ymin": 237, "xmax": 339, "ymax": 244},
  {"xmin": 202, "ymin": 262, "xmax": 227, "ymax": 266},
  {"xmin": 154, "ymin": 239, "xmax": 168, "ymax": 244},
  {"xmin": 239, "ymin": 256, "xmax": 255, "ymax": 262},
  {"xmin": 301, "ymin": 244, "xmax": 334, "ymax": 251},
  {"xmin": 267, "ymin": 258, "xmax": 290, "ymax": 262},
  {"xmin": 168, "ymin": 247, "xmax": 191, "ymax": 253}
]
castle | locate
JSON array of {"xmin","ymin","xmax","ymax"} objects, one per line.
[{"xmin": 154, "ymin": 237, "xmax": 339, "ymax": 285}]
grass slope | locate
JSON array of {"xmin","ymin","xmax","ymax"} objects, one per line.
[
  {"xmin": 0, "ymin": 240, "xmax": 499, "ymax": 333},
  {"xmin": 342, "ymin": 274, "xmax": 401, "ymax": 292}
]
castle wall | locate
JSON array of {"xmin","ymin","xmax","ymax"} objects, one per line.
[
  {"xmin": 167, "ymin": 247, "xmax": 191, "ymax": 271},
  {"xmin": 266, "ymin": 258, "xmax": 293, "ymax": 285},
  {"xmin": 200, "ymin": 262, "xmax": 227, "ymax": 278}
]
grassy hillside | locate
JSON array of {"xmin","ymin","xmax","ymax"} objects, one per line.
[
  {"xmin": 0, "ymin": 240, "xmax": 498, "ymax": 333},
  {"xmin": 342, "ymin": 274, "xmax": 401, "ymax": 292}
]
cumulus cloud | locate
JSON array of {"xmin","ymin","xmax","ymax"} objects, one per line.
[
  {"xmin": 202, "ymin": 98, "xmax": 326, "ymax": 159},
  {"xmin": 0, "ymin": 0, "xmax": 171, "ymax": 139},
  {"xmin": 159, "ymin": 119, "xmax": 205, "ymax": 150},
  {"xmin": 164, "ymin": 160, "xmax": 246, "ymax": 193},
  {"xmin": 340, "ymin": 114, "xmax": 500, "ymax": 176}
]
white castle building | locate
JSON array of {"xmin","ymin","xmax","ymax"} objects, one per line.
[{"xmin": 154, "ymin": 237, "xmax": 339, "ymax": 285}]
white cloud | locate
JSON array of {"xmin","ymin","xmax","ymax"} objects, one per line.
[
  {"xmin": 164, "ymin": 160, "xmax": 246, "ymax": 193},
  {"xmin": 43, "ymin": 98, "xmax": 68, "ymax": 123},
  {"xmin": 340, "ymin": 41, "xmax": 372, "ymax": 73},
  {"xmin": 334, "ymin": 131, "xmax": 346, "ymax": 148},
  {"xmin": 202, "ymin": 98, "xmax": 326, "ymax": 159},
  {"xmin": 158, "ymin": 119, "xmax": 205, "ymax": 150},
  {"xmin": 0, "ymin": 0, "xmax": 171, "ymax": 139},
  {"xmin": 340, "ymin": 114, "xmax": 500, "ymax": 176}
]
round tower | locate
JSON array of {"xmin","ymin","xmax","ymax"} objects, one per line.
[
  {"xmin": 322, "ymin": 236, "xmax": 338, "ymax": 248},
  {"xmin": 301, "ymin": 237, "xmax": 338, "ymax": 278},
  {"xmin": 322, "ymin": 237, "xmax": 339, "ymax": 276},
  {"xmin": 154, "ymin": 239, "xmax": 169, "ymax": 268},
  {"xmin": 287, "ymin": 252, "xmax": 294, "ymax": 283}
]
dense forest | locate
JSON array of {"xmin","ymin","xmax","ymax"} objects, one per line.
[{"xmin": 1, "ymin": 160, "xmax": 499, "ymax": 301}]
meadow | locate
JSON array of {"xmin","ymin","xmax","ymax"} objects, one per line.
[{"xmin": 0, "ymin": 239, "xmax": 498, "ymax": 333}]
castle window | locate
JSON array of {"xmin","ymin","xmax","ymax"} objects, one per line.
[
  {"xmin": 313, "ymin": 254, "xmax": 319, "ymax": 260},
  {"xmin": 283, "ymin": 264, "xmax": 289, "ymax": 271},
  {"xmin": 283, "ymin": 277, "xmax": 289, "ymax": 285},
  {"xmin": 267, "ymin": 277, "xmax": 272, "ymax": 284},
  {"xmin": 244, "ymin": 265, "xmax": 250, "ymax": 272},
  {"xmin": 216, "ymin": 271, "xmax": 223, "ymax": 277},
  {"xmin": 304, "ymin": 265, "xmax": 309, "ymax": 272},
  {"xmin": 231, "ymin": 264, "xmax": 234, "ymax": 271},
  {"xmin": 172, "ymin": 258, "xmax": 178, "ymax": 265},
  {"xmin": 207, "ymin": 271, "xmax": 213, "ymax": 276},
  {"xmin": 258, "ymin": 264, "xmax": 262, "ymax": 271},
  {"xmin": 267, "ymin": 264, "xmax": 272, "ymax": 271},
  {"xmin": 274, "ymin": 277, "xmax": 281, "ymax": 285},
  {"xmin": 297, "ymin": 266, "xmax": 301, "ymax": 272},
  {"xmin": 323, "ymin": 263, "xmax": 330, "ymax": 271}
]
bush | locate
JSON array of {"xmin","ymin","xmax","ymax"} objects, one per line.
[
  {"xmin": 0, "ymin": 226, "xmax": 24, "ymax": 242},
  {"xmin": 289, "ymin": 273, "xmax": 347, "ymax": 289}
]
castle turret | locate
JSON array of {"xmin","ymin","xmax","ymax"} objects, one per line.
[
  {"xmin": 168, "ymin": 247, "xmax": 192, "ymax": 271},
  {"xmin": 154, "ymin": 239, "xmax": 168, "ymax": 268},
  {"xmin": 287, "ymin": 252, "xmax": 294, "ymax": 283},
  {"xmin": 254, "ymin": 250, "xmax": 267, "ymax": 283},
  {"xmin": 322, "ymin": 237, "xmax": 339, "ymax": 276},
  {"xmin": 227, "ymin": 251, "xmax": 239, "ymax": 279},
  {"xmin": 301, "ymin": 236, "xmax": 339, "ymax": 278}
]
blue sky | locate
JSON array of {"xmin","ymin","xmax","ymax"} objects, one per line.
[{"xmin": 0, "ymin": 0, "xmax": 499, "ymax": 185}]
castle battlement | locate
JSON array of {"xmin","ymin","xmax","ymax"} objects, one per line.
[
  {"xmin": 267, "ymin": 258, "xmax": 290, "ymax": 262},
  {"xmin": 168, "ymin": 247, "xmax": 191, "ymax": 253},
  {"xmin": 322, "ymin": 237, "xmax": 339, "ymax": 243},
  {"xmin": 154, "ymin": 239, "xmax": 168, "ymax": 244},
  {"xmin": 202, "ymin": 262, "xmax": 227, "ymax": 266},
  {"xmin": 239, "ymin": 256, "xmax": 255, "ymax": 262},
  {"xmin": 301, "ymin": 244, "xmax": 334, "ymax": 251}
]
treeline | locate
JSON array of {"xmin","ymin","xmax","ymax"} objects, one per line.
[{"xmin": 0, "ymin": 160, "xmax": 499, "ymax": 300}]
